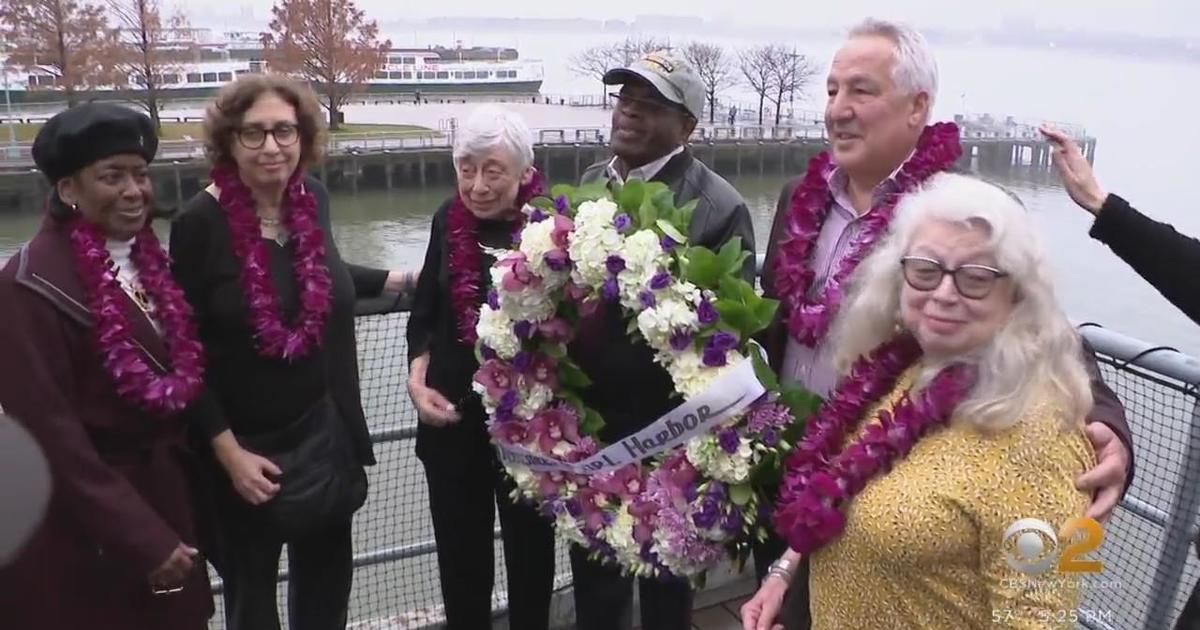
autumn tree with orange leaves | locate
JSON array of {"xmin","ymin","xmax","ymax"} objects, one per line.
[
  {"xmin": 261, "ymin": 0, "xmax": 389, "ymax": 131},
  {"xmin": 107, "ymin": 0, "xmax": 192, "ymax": 131},
  {"xmin": 0, "ymin": 0, "xmax": 119, "ymax": 106}
]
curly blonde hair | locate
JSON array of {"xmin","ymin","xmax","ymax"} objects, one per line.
[{"xmin": 202, "ymin": 74, "xmax": 327, "ymax": 169}]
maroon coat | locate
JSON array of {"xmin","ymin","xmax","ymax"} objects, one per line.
[{"xmin": 0, "ymin": 218, "xmax": 213, "ymax": 630}]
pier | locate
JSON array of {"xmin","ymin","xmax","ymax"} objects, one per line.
[{"xmin": 0, "ymin": 110, "xmax": 1095, "ymax": 214}]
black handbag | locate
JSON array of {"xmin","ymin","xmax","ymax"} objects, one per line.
[{"xmin": 235, "ymin": 394, "xmax": 368, "ymax": 542}]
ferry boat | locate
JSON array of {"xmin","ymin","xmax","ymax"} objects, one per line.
[{"xmin": 0, "ymin": 28, "xmax": 544, "ymax": 105}]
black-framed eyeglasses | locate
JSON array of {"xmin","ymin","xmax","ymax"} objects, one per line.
[
  {"xmin": 900, "ymin": 255, "xmax": 1009, "ymax": 300},
  {"xmin": 608, "ymin": 92, "xmax": 692, "ymax": 119},
  {"xmin": 236, "ymin": 123, "xmax": 300, "ymax": 150}
]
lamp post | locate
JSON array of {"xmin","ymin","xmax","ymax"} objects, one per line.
[{"xmin": 3, "ymin": 67, "xmax": 16, "ymax": 158}]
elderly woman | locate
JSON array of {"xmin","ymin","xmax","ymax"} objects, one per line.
[
  {"xmin": 0, "ymin": 104, "xmax": 213, "ymax": 629},
  {"xmin": 743, "ymin": 173, "xmax": 1098, "ymax": 629},
  {"xmin": 406, "ymin": 105, "xmax": 556, "ymax": 630},
  {"xmin": 169, "ymin": 75, "xmax": 409, "ymax": 629}
]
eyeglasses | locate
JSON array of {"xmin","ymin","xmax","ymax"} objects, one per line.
[
  {"xmin": 236, "ymin": 123, "xmax": 299, "ymax": 149},
  {"xmin": 608, "ymin": 92, "xmax": 692, "ymax": 119},
  {"xmin": 899, "ymin": 255, "xmax": 1009, "ymax": 300}
]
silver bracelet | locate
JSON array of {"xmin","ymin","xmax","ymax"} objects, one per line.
[{"xmin": 766, "ymin": 557, "xmax": 795, "ymax": 582}]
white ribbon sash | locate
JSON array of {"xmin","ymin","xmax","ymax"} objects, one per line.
[{"xmin": 493, "ymin": 358, "xmax": 765, "ymax": 474}]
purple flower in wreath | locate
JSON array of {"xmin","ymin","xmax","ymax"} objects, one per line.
[
  {"xmin": 649, "ymin": 270, "xmax": 672, "ymax": 291},
  {"xmin": 762, "ymin": 428, "xmax": 781, "ymax": 447},
  {"xmin": 746, "ymin": 400, "xmax": 792, "ymax": 434},
  {"xmin": 513, "ymin": 320, "xmax": 534, "ymax": 340},
  {"xmin": 718, "ymin": 428, "xmax": 741, "ymax": 454},
  {"xmin": 601, "ymin": 277, "xmax": 620, "ymax": 301},
  {"xmin": 488, "ymin": 418, "xmax": 529, "ymax": 445},
  {"xmin": 495, "ymin": 390, "xmax": 519, "ymax": 422},
  {"xmin": 669, "ymin": 330, "xmax": 693, "ymax": 352},
  {"xmin": 565, "ymin": 497, "xmax": 582, "ymax": 517},
  {"xmin": 528, "ymin": 353, "xmax": 558, "ymax": 388},
  {"xmin": 661, "ymin": 235, "xmax": 677, "ymax": 252},
  {"xmin": 702, "ymin": 331, "xmax": 739, "ymax": 367},
  {"xmin": 554, "ymin": 194, "xmax": 570, "ymax": 213},
  {"xmin": 513, "ymin": 351, "xmax": 532, "ymax": 372},
  {"xmin": 605, "ymin": 255, "xmax": 626, "ymax": 275},
  {"xmin": 638, "ymin": 290, "xmax": 656, "ymax": 309},
  {"xmin": 593, "ymin": 464, "xmax": 645, "ymax": 499},
  {"xmin": 697, "ymin": 299, "xmax": 719, "ymax": 326},
  {"xmin": 543, "ymin": 249, "xmax": 571, "ymax": 272},
  {"xmin": 487, "ymin": 289, "xmax": 500, "ymax": 310},
  {"xmin": 692, "ymin": 497, "xmax": 721, "ymax": 530},
  {"xmin": 529, "ymin": 406, "xmax": 580, "ymax": 453},
  {"xmin": 474, "ymin": 360, "xmax": 518, "ymax": 400},
  {"xmin": 529, "ymin": 208, "xmax": 549, "ymax": 223},
  {"xmin": 538, "ymin": 317, "xmax": 573, "ymax": 343},
  {"xmin": 480, "ymin": 345, "xmax": 497, "ymax": 361},
  {"xmin": 551, "ymin": 214, "xmax": 574, "ymax": 248},
  {"xmin": 613, "ymin": 213, "xmax": 633, "ymax": 233}
]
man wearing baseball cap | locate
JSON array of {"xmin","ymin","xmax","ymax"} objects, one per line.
[{"xmin": 566, "ymin": 50, "xmax": 755, "ymax": 630}]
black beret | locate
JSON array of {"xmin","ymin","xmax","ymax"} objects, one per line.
[{"xmin": 31, "ymin": 103, "xmax": 158, "ymax": 183}]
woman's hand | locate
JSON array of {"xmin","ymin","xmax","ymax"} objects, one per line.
[
  {"xmin": 1039, "ymin": 125, "xmax": 1109, "ymax": 215},
  {"xmin": 408, "ymin": 354, "xmax": 461, "ymax": 427},
  {"xmin": 148, "ymin": 542, "xmax": 198, "ymax": 590},
  {"xmin": 212, "ymin": 430, "xmax": 282, "ymax": 505},
  {"xmin": 740, "ymin": 574, "xmax": 790, "ymax": 630}
]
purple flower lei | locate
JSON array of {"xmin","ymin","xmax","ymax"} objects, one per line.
[
  {"xmin": 445, "ymin": 169, "xmax": 546, "ymax": 345},
  {"xmin": 772, "ymin": 334, "xmax": 976, "ymax": 555},
  {"xmin": 772, "ymin": 123, "xmax": 963, "ymax": 347},
  {"xmin": 212, "ymin": 165, "xmax": 333, "ymax": 361},
  {"xmin": 69, "ymin": 218, "xmax": 205, "ymax": 415}
]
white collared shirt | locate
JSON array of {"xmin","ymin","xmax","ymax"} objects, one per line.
[{"xmin": 605, "ymin": 145, "xmax": 686, "ymax": 185}]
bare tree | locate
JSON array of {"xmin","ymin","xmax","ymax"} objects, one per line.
[
  {"xmin": 261, "ymin": 0, "xmax": 390, "ymax": 130},
  {"xmin": 765, "ymin": 46, "xmax": 817, "ymax": 126},
  {"xmin": 738, "ymin": 45, "xmax": 773, "ymax": 126},
  {"xmin": 107, "ymin": 0, "xmax": 190, "ymax": 130},
  {"xmin": 0, "ymin": 0, "xmax": 119, "ymax": 106},
  {"xmin": 568, "ymin": 43, "xmax": 619, "ymax": 107},
  {"xmin": 568, "ymin": 36, "xmax": 670, "ymax": 109},
  {"xmin": 681, "ymin": 41, "xmax": 734, "ymax": 125}
]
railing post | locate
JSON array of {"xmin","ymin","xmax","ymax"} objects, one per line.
[{"xmin": 1145, "ymin": 397, "xmax": 1200, "ymax": 629}]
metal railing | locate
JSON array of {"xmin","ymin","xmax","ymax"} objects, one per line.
[{"xmin": 197, "ymin": 288, "xmax": 1200, "ymax": 629}]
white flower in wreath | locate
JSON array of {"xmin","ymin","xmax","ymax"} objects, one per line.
[
  {"xmin": 518, "ymin": 219, "xmax": 570, "ymax": 288},
  {"xmin": 601, "ymin": 505, "xmax": 642, "ymax": 559},
  {"xmin": 508, "ymin": 464, "xmax": 540, "ymax": 497},
  {"xmin": 556, "ymin": 510, "xmax": 588, "ymax": 545},
  {"xmin": 684, "ymin": 434, "xmax": 754, "ymax": 485},
  {"xmin": 623, "ymin": 229, "xmax": 667, "ymax": 275},
  {"xmin": 488, "ymin": 266, "xmax": 558, "ymax": 321},
  {"xmin": 569, "ymin": 200, "xmax": 624, "ymax": 286},
  {"xmin": 515, "ymin": 383, "xmax": 554, "ymax": 419},
  {"xmin": 636, "ymin": 299, "xmax": 700, "ymax": 352},
  {"xmin": 477, "ymin": 304, "xmax": 521, "ymax": 359}
]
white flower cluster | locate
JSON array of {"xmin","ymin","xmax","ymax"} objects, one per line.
[
  {"xmin": 568, "ymin": 199, "xmax": 624, "ymax": 287},
  {"xmin": 477, "ymin": 304, "xmax": 521, "ymax": 359},
  {"xmin": 488, "ymin": 264, "xmax": 557, "ymax": 322},
  {"xmin": 518, "ymin": 218, "xmax": 571, "ymax": 289},
  {"xmin": 684, "ymin": 433, "xmax": 755, "ymax": 485}
]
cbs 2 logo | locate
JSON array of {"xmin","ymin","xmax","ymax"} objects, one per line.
[{"xmin": 1003, "ymin": 517, "xmax": 1105, "ymax": 575}]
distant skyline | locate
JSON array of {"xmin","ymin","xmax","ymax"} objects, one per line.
[{"xmin": 169, "ymin": 0, "xmax": 1200, "ymax": 39}]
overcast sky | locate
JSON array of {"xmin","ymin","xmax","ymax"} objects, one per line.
[{"xmin": 174, "ymin": 0, "xmax": 1200, "ymax": 38}]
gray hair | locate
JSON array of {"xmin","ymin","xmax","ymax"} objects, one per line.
[
  {"xmin": 829, "ymin": 172, "xmax": 1093, "ymax": 433},
  {"xmin": 848, "ymin": 18, "xmax": 939, "ymax": 118},
  {"xmin": 452, "ymin": 105, "xmax": 535, "ymax": 171}
]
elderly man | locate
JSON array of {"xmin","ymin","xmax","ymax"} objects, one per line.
[
  {"xmin": 566, "ymin": 51, "xmax": 755, "ymax": 630},
  {"xmin": 742, "ymin": 18, "xmax": 1136, "ymax": 630}
]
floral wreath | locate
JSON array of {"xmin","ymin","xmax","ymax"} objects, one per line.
[{"xmin": 470, "ymin": 181, "xmax": 820, "ymax": 580}]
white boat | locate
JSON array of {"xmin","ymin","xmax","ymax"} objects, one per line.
[{"xmin": 1, "ymin": 28, "xmax": 544, "ymax": 105}]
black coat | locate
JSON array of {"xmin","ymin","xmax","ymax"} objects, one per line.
[
  {"xmin": 1090, "ymin": 193, "xmax": 1200, "ymax": 326},
  {"xmin": 169, "ymin": 176, "xmax": 388, "ymax": 467}
]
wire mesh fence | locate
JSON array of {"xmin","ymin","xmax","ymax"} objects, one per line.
[
  {"xmin": 1076, "ymin": 343, "xmax": 1200, "ymax": 630},
  {"xmin": 199, "ymin": 310, "xmax": 1200, "ymax": 629},
  {"xmin": 206, "ymin": 310, "xmax": 576, "ymax": 629}
]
